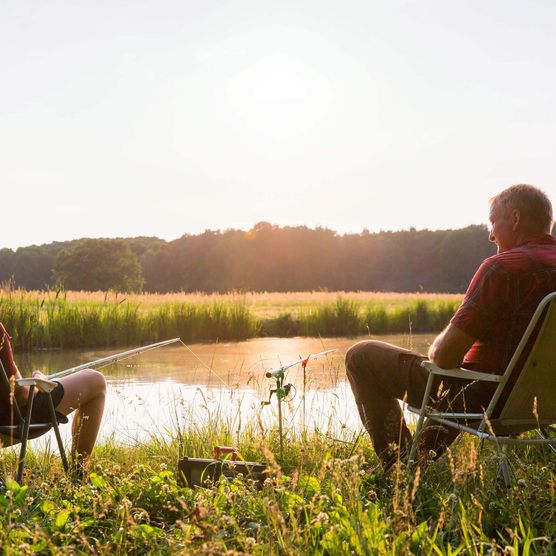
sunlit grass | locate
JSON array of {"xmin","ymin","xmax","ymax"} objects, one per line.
[
  {"xmin": 244, "ymin": 290, "xmax": 462, "ymax": 319},
  {"xmin": 1, "ymin": 417, "xmax": 554, "ymax": 553},
  {"xmin": 1, "ymin": 349, "xmax": 554, "ymax": 554},
  {"xmin": 0, "ymin": 287, "xmax": 260, "ymax": 349},
  {"xmin": 1, "ymin": 286, "xmax": 462, "ymax": 315},
  {"xmin": 0, "ymin": 286, "xmax": 462, "ymax": 349}
]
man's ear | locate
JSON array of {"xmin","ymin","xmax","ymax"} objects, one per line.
[{"xmin": 511, "ymin": 208, "xmax": 521, "ymax": 231}]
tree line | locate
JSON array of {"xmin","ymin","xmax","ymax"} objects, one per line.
[{"xmin": 0, "ymin": 223, "xmax": 497, "ymax": 293}]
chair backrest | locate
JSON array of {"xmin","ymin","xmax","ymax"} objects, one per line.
[{"xmin": 493, "ymin": 292, "xmax": 556, "ymax": 426}]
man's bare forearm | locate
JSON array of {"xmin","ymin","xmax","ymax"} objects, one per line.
[{"xmin": 428, "ymin": 324, "xmax": 475, "ymax": 369}]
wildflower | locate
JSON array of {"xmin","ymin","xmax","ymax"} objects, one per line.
[
  {"xmin": 244, "ymin": 537, "xmax": 256, "ymax": 548},
  {"xmin": 312, "ymin": 512, "xmax": 330, "ymax": 526}
]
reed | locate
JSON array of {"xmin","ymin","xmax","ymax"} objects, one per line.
[
  {"xmin": 0, "ymin": 287, "xmax": 462, "ymax": 350},
  {"xmin": 263, "ymin": 297, "xmax": 461, "ymax": 337},
  {"xmin": 0, "ymin": 289, "xmax": 259, "ymax": 349}
]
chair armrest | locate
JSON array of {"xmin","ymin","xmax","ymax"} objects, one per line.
[
  {"xmin": 16, "ymin": 377, "xmax": 58, "ymax": 393},
  {"xmin": 421, "ymin": 361, "xmax": 504, "ymax": 383}
]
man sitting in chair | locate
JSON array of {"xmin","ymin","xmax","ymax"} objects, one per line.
[
  {"xmin": 0, "ymin": 323, "xmax": 106, "ymax": 466},
  {"xmin": 346, "ymin": 184, "xmax": 556, "ymax": 469}
]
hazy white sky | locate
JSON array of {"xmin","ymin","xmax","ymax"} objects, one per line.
[{"xmin": 1, "ymin": 0, "xmax": 555, "ymax": 249}]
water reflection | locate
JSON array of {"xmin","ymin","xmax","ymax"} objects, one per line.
[{"xmin": 14, "ymin": 334, "xmax": 434, "ymax": 452}]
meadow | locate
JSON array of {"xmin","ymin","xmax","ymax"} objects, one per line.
[
  {"xmin": 1, "ymin": 421, "xmax": 554, "ymax": 554},
  {"xmin": 1, "ymin": 292, "xmax": 555, "ymax": 554},
  {"xmin": 0, "ymin": 287, "xmax": 463, "ymax": 350}
]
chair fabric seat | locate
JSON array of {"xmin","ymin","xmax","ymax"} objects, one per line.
[{"xmin": 0, "ymin": 425, "xmax": 54, "ymax": 448}]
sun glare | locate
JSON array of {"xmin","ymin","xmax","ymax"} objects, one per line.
[{"xmin": 226, "ymin": 54, "xmax": 332, "ymax": 134}]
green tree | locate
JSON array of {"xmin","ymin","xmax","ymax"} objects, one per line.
[
  {"xmin": 0, "ymin": 248, "xmax": 15, "ymax": 284},
  {"xmin": 53, "ymin": 239, "xmax": 144, "ymax": 292},
  {"xmin": 12, "ymin": 245, "xmax": 57, "ymax": 289}
]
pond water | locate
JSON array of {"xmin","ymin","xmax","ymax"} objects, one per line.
[{"xmin": 15, "ymin": 333, "xmax": 435, "ymax": 452}]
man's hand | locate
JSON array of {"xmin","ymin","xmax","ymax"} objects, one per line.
[{"xmin": 428, "ymin": 324, "xmax": 475, "ymax": 369}]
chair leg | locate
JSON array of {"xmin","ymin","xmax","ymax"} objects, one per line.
[
  {"xmin": 17, "ymin": 386, "xmax": 36, "ymax": 484},
  {"xmin": 47, "ymin": 394, "xmax": 69, "ymax": 473},
  {"xmin": 497, "ymin": 443, "xmax": 511, "ymax": 488},
  {"xmin": 408, "ymin": 371, "xmax": 435, "ymax": 468}
]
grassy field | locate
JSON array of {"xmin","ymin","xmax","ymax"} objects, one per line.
[
  {"xmin": 1, "ymin": 317, "xmax": 554, "ymax": 554},
  {"xmin": 0, "ymin": 288, "xmax": 463, "ymax": 350},
  {"xmin": 1, "ymin": 424, "xmax": 554, "ymax": 554}
]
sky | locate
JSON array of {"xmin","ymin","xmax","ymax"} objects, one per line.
[{"xmin": 1, "ymin": 0, "xmax": 556, "ymax": 249}]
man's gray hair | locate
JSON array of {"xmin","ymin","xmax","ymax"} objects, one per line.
[{"xmin": 490, "ymin": 184, "xmax": 553, "ymax": 233}]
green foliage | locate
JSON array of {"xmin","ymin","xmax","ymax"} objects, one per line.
[
  {"xmin": 0, "ymin": 241, "xmax": 85, "ymax": 290},
  {"xmin": 0, "ymin": 428, "xmax": 555, "ymax": 554},
  {"xmin": 3, "ymin": 225, "xmax": 497, "ymax": 293},
  {"xmin": 262, "ymin": 296, "xmax": 461, "ymax": 338},
  {"xmin": 0, "ymin": 292, "xmax": 462, "ymax": 349},
  {"xmin": 54, "ymin": 238, "xmax": 144, "ymax": 292},
  {"xmin": 142, "ymin": 224, "xmax": 495, "ymax": 293},
  {"xmin": 298, "ymin": 297, "xmax": 361, "ymax": 336},
  {"xmin": 0, "ymin": 292, "xmax": 260, "ymax": 348}
]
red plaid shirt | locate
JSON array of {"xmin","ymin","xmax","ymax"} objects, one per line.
[{"xmin": 451, "ymin": 234, "xmax": 556, "ymax": 375}]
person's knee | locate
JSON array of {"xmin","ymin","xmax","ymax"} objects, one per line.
[
  {"xmin": 345, "ymin": 340, "xmax": 385, "ymax": 383},
  {"xmin": 81, "ymin": 369, "xmax": 107, "ymax": 397},
  {"xmin": 346, "ymin": 340, "xmax": 384, "ymax": 392}
]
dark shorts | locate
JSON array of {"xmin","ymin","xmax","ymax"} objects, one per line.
[
  {"xmin": 0, "ymin": 381, "xmax": 68, "ymax": 426},
  {"xmin": 30, "ymin": 381, "xmax": 68, "ymax": 424}
]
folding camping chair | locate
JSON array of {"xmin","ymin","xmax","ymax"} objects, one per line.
[
  {"xmin": 408, "ymin": 291, "xmax": 556, "ymax": 487},
  {"xmin": 0, "ymin": 360, "xmax": 68, "ymax": 483}
]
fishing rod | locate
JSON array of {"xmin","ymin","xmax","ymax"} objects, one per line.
[
  {"xmin": 265, "ymin": 349, "xmax": 337, "ymax": 379},
  {"xmin": 48, "ymin": 338, "xmax": 182, "ymax": 380},
  {"xmin": 261, "ymin": 349, "xmax": 337, "ymax": 458}
]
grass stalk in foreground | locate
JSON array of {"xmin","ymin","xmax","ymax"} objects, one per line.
[{"xmin": 1, "ymin": 423, "xmax": 554, "ymax": 554}]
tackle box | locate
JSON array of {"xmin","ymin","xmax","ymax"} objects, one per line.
[{"xmin": 177, "ymin": 446, "xmax": 267, "ymax": 487}]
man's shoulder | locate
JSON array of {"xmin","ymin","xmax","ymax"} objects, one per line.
[{"xmin": 480, "ymin": 236, "xmax": 556, "ymax": 274}]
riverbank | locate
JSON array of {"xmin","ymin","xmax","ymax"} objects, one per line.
[
  {"xmin": 1, "ymin": 424, "xmax": 553, "ymax": 554},
  {"xmin": 0, "ymin": 289, "xmax": 461, "ymax": 350}
]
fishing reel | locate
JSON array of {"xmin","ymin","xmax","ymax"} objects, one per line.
[{"xmin": 261, "ymin": 383, "xmax": 296, "ymax": 406}]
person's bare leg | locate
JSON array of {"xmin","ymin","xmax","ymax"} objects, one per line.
[{"xmin": 56, "ymin": 369, "xmax": 107, "ymax": 461}]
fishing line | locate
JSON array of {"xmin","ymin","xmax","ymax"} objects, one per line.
[
  {"xmin": 48, "ymin": 338, "xmax": 181, "ymax": 379},
  {"xmin": 48, "ymin": 337, "xmax": 230, "ymax": 387},
  {"xmin": 178, "ymin": 340, "xmax": 228, "ymax": 387},
  {"xmin": 94, "ymin": 354, "xmax": 150, "ymax": 372},
  {"xmin": 94, "ymin": 339, "xmax": 231, "ymax": 388}
]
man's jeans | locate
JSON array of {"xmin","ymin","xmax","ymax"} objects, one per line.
[{"xmin": 345, "ymin": 340, "xmax": 494, "ymax": 468}]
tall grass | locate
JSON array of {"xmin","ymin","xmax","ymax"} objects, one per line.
[
  {"xmin": 0, "ymin": 287, "xmax": 462, "ymax": 350},
  {"xmin": 1, "ymin": 347, "xmax": 554, "ymax": 554},
  {"xmin": 263, "ymin": 297, "xmax": 460, "ymax": 337},
  {"xmin": 1, "ymin": 422, "xmax": 554, "ymax": 554},
  {"xmin": 0, "ymin": 289, "xmax": 259, "ymax": 349}
]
